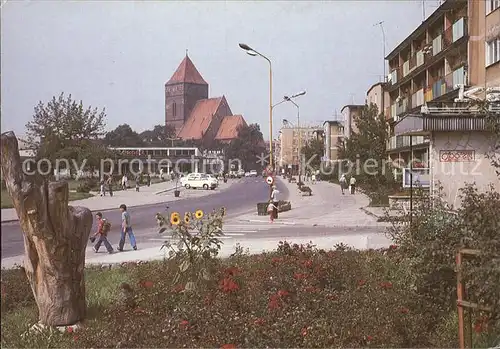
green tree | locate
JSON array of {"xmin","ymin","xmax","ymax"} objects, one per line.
[
  {"xmin": 339, "ymin": 103, "xmax": 397, "ymax": 204},
  {"xmin": 104, "ymin": 124, "xmax": 144, "ymax": 147},
  {"xmin": 26, "ymin": 93, "xmax": 109, "ymax": 176},
  {"xmin": 140, "ymin": 124, "xmax": 177, "ymax": 146},
  {"xmin": 301, "ymin": 137, "xmax": 324, "ymax": 171},
  {"xmin": 224, "ymin": 123, "xmax": 266, "ymax": 171}
]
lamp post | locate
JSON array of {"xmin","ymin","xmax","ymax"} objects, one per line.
[
  {"xmin": 284, "ymin": 91, "xmax": 305, "ymax": 182},
  {"xmin": 239, "ymin": 43, "xmax": 273, "ymax": 172}
]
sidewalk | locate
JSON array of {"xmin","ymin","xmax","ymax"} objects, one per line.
[
  {"xmin": 238, "ymin": 178, "xmax": 388, "ymax": 227},
  {"xmin": 1, "ymin": 232, "xmax": 392, "ymax": 270},
  {"xmin": 1, "ymin": 178, "xmax": 239, "ymax": 223}
]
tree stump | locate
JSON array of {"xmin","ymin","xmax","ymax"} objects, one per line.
[{"xmin": 0, "ymin": 131, "xmax": 93, "ymax": 326}]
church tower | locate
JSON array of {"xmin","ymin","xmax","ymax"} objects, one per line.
[{"xmin": 165, "ymin": 53, "xmax": 209, "ymax": 134}]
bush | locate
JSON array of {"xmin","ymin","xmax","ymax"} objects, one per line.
[
  {"xmin": 76, "ymin": 178, "xmax": 99, "ymax": 193},
  {"xmin": 386, "ymin": 183, "xmax": 500, "ymax": 331}
]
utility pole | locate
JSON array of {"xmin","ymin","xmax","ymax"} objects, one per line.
[
  {"xmin": 422, "ymin": 0, "xmax": 426, "ymax": 22},
  {"xmin": 374, "ymin": 21, "xmax": 387, "ymax": 80}
]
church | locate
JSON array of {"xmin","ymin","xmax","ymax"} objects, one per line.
[{"xmin": 164, "ymin": 53, "xmax": 247, "ymax": 145}]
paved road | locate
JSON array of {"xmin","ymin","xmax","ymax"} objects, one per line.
[{"xmin": 1, "ymin": 177, "xmax": 287, "ymax": 258}]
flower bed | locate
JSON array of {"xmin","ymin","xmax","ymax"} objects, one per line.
[{"xmin": 1, "ymin": 242, "xmax": 497, "ymax": 348}]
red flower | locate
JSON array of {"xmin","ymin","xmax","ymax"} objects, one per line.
[
  {"xmin": 73, "ymin": 335, "xmax": 79, "ymax": 341},
  {"xmin": 293, "ymin": 273, "xmax": 306, "ymax": 280},
  {"xmin": 277, "ymin": 290, "xmax": 289, "ymax": 297},
  {"xmin": 303, "ymin": 260, "xmax": 313, "ymax": 268},
  {"xmin": 326, "ymin": 294, "xmax": 338, "ymax": 300},
  {"xmin": 474, "ymin": 316, "xmax": 489, "ymax": 333},
  {"xmin": 172, "ymin": 284, "xmax": 185, "ymax": 293},
  {"xmin": 254, "ymin": 318, "xmax": 265, "ymax": 325},
  {"xmin": 358, "ymin": 280, "xmax": 366, "ymax": 287},
  {"xmin": 268, "ymin": 299, "xmax": 280, "ymax": 310},
  {"xmin": 67, "ymin": 327, "xmax": 74, "ymax": 333},
  {"xmin": 221, "ymin": 344, "xmax": 236, "ymax": 349},
  {"xmin": 180, "ymin": 320, "xmax": 189, "ymax": 329},
  {"xmin": 219, "ymin": 278, "xmax": 239, "ymax": 293},
  {"xmin": 301, "ymin": 327, "xmax": 308, "ymax": 336},
  {"xmin": 142, "ymin": 280, "xmax": 154, "ymax": 288},
  {"xmin": 400, "ymin": 307, "xmax": 409, "ymax": 314},
  {"xmin": 389, "ymin": 244, "xmax": 398, "ymax": 250},
  {"xmin": 271, "ymin": 257, "xmax": 282, "ymax": 264},
  {"xmin": 380, "ymin": 281, "xmax": 393, "ymax": 289},
  {"xmin": 366, "ymin": 335, "xmax": 374, "ymax": 341}
]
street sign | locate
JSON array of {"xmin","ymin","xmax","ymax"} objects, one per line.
[{"xmin": 266, "ymin": 176, "xmax": 274, "ymax": 185}]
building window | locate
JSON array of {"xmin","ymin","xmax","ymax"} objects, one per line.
[
  {"xmin": 172, "ymin": 102, "xmax": 177, "ymax": 117},
  {"xmin": 486, "ymin": 39, "xmax": 500, "ymax": 66},
  {"xmin": 486, "ymin": 0, "xmax": 500, "ymax": 14}
]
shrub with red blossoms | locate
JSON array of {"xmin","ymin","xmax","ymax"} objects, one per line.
[{"xmin": 219, "ymin": 278, "xmax": 239, "ymax": 293}]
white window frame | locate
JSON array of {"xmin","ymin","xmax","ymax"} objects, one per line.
[
  {"xmin": 486, "ymin": 38, "xmax": 500, "ymax": 67},
  {"xmin": 486, "ymin": 0, "xmax": 500, "ymax": 15}
]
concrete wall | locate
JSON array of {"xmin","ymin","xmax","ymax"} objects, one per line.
[{"xmin": 430, "ymin": 131, "xmax": 500, "ymax": 208}]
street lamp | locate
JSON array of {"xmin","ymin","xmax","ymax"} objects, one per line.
[
  {"xmin": 283, "ymin": 91, "xmax": 306, "ymax": 181},
  {"xmin": 238, "ymin": 43, "xmax": 273, "ymax": 173}
]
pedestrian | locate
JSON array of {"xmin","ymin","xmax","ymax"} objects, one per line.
[
  {"xmin": 121, "ymin": 175, "xmax": 127, "ymax": 190},
  {"xmin": 350, "ymin": 176, "xmax": 357, "ymax": 194},
  {"xmin": 107, "ymin": 176, "xmax": 113, "ymax": 197},
  {"xmin": 117, "ymin": 204, "xmax": 137, "ymax": 252},
  {"xmin": 270, "ymin": 185, "xmax": 280, "ymax": 220},
  {"xmin": 311, "ymin": 173, "xmax": 317, "ymax": 184},
  {"xmin": 146, "ymin": 173, "xmax": 151, "ymax": 187},
  {"xmin": 267, "ymin": 200, "xmax": 278, "ymax": 223},
  {"xmin": 99, "ymin": 179, "xmax": 106, "ymax": 196},
  {"xmin": 91, "ymin": 212, "xmax": 114, "ymax": 254},
  {"xmin": 339, "ymin": 174, "xmax": 347, "ymax": 195},
  {"xmin": 135, "ymin": 175, "xmax": 140, "ymax": 192}
]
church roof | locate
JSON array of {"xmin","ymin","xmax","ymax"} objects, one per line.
[
  {"xmin": 177, "ymin": 97, "xmax": 226, "ymax": 139},
  {"xmin": 215, "ymin": 115, "xmax": 247, "ymax": 141},
  {"xmin": 166, "ymin": 55, "xmax": 208, "ymax": 85}
]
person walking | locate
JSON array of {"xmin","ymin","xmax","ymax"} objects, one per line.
[
  {"xmin": 91, "ymin": 212, "xmax": 114, "ymax": 254},
  {"xmin": 350, "ymin": 176, "xmax": 357, "ymax": 194},
  {"xmin": 117, "ymin": 204, "xmax": 137, "ymax": 251},
  {"xmin": 121, "ymin": 175, "xmax": 127, "ymax": 190},
  {"xmin": 270, "ymin": 185, "xmax": 280, "ymax": 220},
  {"xmin": 106, "ymin": 176, "xmax": 113, "ymax": 197},
  {"xmin": 339, "ymin": 174, "xmax": 347, "ymax": 195},
  {"xmin": 267, "ymin": 200, "xmax": 278, "ymax": 223},
  {"xmin": 311, "ymin": 173, "xmax": 317, "ymax": 184},
  {"xmin": 99, "ymin": 179, "xmax": 106, "ymax": 196}
]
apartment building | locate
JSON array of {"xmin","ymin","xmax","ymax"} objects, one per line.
[
  {"xmin": 366, "ymin": 82, "xmax": 390, "ymax": 115},
  {"xmin": 391, "ymin": 0, "xmax": 500, "ymax": 207},
  {"xmin": 341, "ymin": 105, "xmax": 364, "ymax": 138},
  {"xmin": 278, "ymin": 125, "xmax": 323, "ymax": 174},
  {"xmin": 322, "ymin": 121, "xmax": 344, "ymax": 165}
]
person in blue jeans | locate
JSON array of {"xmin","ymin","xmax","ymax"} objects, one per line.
[{"xmin": 117, "ymin": 204, "xmax": 137, "ymax": 251}]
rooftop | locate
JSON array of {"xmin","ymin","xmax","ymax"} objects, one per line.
[{"xmin": 166, "ymin": 54, "xmax": 208, "ymax": 85}]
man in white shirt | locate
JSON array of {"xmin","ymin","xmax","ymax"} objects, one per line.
[
  {"xmin": 270, "ymin": 185, "xmax": 280, "ymax": 219},
  {"xmin": 350, "ymin": 176, "xmax": 357, "ymax": 194}
]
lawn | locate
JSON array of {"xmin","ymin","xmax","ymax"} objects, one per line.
[
  {"xmin": 1, "ymin": 190, "xmax": 93, "ymax": 209},
  {"xmin": 1, "ymin": 242, "xmax": 498, "ymax": 348}
]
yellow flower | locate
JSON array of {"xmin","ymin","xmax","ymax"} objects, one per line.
[
  {"xmin": 195, "ymin": 210, "xmax": 204, "ymax": 219},
  {"xmin": 184, "ymin": 215, "xmax": 190, "ymax": 224},
  {"xmin": 170, "ymin": 212, "xmax": 180, "ymax": 225}
]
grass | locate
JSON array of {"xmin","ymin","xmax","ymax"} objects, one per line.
[
  {"xmin": 1, "ymin": 244, "xmax": 498, "ymax": 348},
  {"xmin": 1, "ymin": 190, "xmax": 93, "ymax": 209}
]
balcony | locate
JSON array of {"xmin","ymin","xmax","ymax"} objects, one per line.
[
  {"xmin": 387, "ymin": 135, "xmax": 429, "ymax": 152},
  {"xmin": 387, "ymin": 17, "xmax": 467, "ymax": 89},
  {"xmin": 411, "ymin": 88, "xmax": 425, "ymax": 108},
  {"xmin": 424, "ymin": 66, "xmax": 465, "ymax": 101}
]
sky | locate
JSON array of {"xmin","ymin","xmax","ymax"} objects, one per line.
[{"xmin": 1, "ymin": 0, "xmax": 442, "ymax": 141}]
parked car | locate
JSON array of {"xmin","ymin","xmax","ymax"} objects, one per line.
[
  {"xmin": 249, "ymin": 170, "xmax": 258, "ymax": 177},
  {"xmin": 237, "ymin": 169, "xmax": 245, "ymax": 178},
  {"xmin": 244, "ymin": 172, "xmax": 251, "ymax": 177},
  {"xmin": 180, "ymin": 173, "xmax": 217, "ymax": 190}
]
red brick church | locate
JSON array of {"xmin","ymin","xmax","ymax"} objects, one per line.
[{"xmin": 165, "ymin": 54, "xmax": 247, "ymax": 145}]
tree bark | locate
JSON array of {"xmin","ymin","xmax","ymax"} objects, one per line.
[{"xmin": 1, "ymin": 131, "xmax": 93, "ymax": 326}]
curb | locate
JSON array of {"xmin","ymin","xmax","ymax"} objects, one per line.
[
  {"xmin": 359, "ymin": 207, "xmax": 380, "ymax": 219},
  {"xmin": 154, "ymin": 187, "xmax": 176, "ymax": 195}
]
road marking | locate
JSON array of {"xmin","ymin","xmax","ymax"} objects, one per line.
[{"xmin": 222, "ymin": 231, "xmax": 255, "ymax": 234}]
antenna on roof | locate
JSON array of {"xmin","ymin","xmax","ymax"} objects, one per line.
[{"xmin": 186, "ymin": 49, "xmax": 188, "ymax": 57}]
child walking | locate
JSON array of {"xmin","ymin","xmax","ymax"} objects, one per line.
[{"xmin": 91, "ymin": 212, "xmax": 114, "ymax": 254}]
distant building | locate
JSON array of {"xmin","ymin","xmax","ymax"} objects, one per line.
[
  {"xmin": 278, "ymin": 125, "xmax": 323, "ymax": 174},
  {"xmin": 164, "ymin": 54, "xmax": 247, "ymax": 147},
  {"xmin": 322, "ymin": 121, "xmax": 344, "ymax": 165},
  {"xmin": 340, "ymin": 104, "xmax": 364, "ymax": 139}
]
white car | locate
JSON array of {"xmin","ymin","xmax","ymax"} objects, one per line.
[
  {"xmin": 249, "ymin": 170, "xmax": 258, "ymax": 177},
  {"xmin": 180, "ymin": 173, "xmax": 217, "ymax": 190},
  {"xmin": 244, "ymin": 172, "xmax": 251, "ymax": 177},
  {"xmin": 237, "ymin": 169, "xmax": 245, "ymax": 177}
]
